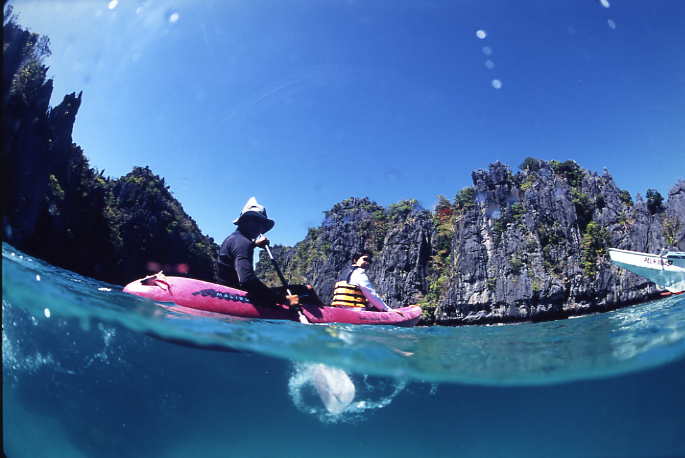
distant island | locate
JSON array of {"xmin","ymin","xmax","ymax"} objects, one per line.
[{"xmin": 4, "ymin": 14, "xmax": 684, "ymax": 325}]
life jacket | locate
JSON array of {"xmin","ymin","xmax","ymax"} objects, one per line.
[{"xmin": 331, "ymin": 266, "xmax": 367, "ymax": 308}]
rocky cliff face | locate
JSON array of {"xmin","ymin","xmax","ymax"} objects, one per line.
[
  {"xmin": 258, "ymin": 161, "xmax": 684, "ymax": 325},
  {"xmin": 258, "ymin": 198, "xmax": 433, "ymax": 308},
  {"xmin": 438, "ymin": 161, "xmax": 667, "ymax": 324}
]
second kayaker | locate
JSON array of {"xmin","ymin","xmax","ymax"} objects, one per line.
[{"xmin": 331, "ymin": 252, "xmax": 391, "ymax": 311}]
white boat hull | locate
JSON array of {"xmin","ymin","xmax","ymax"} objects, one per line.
[{"xmin": 609, "ymin": 248, "xmax": 685, "ymax": 293}]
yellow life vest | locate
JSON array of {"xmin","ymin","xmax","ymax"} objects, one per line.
[{"xmin": 331, "ymin": 281, "xmax": 367, "ymax": 308}]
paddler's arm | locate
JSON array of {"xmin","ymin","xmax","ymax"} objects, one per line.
[
  {"xmin": 232, "ymin": 243, "xmax": 282, "ymax": 307},
  {"xmin": 252, "ymin": 234, "xmax": 299, "ymax": 307},
  {"xmin": 350, "ymin": 270, "xmax": 391, "ymax": 311},
  {"xmin": 233, "ymin": 240, "xmax": 298, "ymax": 307}
]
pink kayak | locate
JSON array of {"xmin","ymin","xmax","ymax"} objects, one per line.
[{"xmin": 123, "ymin": 274, "xmax": 422, "ymax": 326}]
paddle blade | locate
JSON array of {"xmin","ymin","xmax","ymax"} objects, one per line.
[{"xmin": 296, "ymin": 308, "xmax": 309, "ymax": 324}]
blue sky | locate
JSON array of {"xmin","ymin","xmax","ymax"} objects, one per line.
[{"xmin": 12, "ymin": 0, "xmax": 685, "ymax": 246}]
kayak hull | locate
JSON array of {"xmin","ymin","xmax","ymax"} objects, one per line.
[{"xmin": 123, "ymin": 275, "xmax": 422, "ymax": 326}]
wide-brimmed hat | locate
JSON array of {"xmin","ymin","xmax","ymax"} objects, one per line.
[{"xmin": 233, "ymin": 196, "xmax": 275, "ymax": 232}]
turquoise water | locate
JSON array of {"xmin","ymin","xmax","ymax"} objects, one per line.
[{"xmin": 4, "ymin": 242, "xmax": 685, "ymax": 457}]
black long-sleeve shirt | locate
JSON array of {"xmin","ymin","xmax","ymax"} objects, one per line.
[{"xmin": 217, "ymin": 230, "xmax": 280, "ymax": 306}]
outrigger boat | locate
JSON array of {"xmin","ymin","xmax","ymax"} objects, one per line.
[{"xmin": 608, "ymin": 248, "xmax": 685, "ymax": 293}]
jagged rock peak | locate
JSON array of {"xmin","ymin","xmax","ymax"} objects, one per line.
[{"xmin": 472, "ymin": 161, "xmax": 513, "ymax": 189}]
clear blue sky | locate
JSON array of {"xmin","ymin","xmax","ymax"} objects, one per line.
[{"xmin": 12, "ymin": 0, "xmax": 685, "ymax": 246}]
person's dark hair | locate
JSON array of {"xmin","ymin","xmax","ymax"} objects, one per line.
[{"xmin": 352, "ymin": 252, "xmax": 373, "ymax": 263}]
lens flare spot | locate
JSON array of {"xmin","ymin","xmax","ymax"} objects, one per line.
[
  {"xmin": 476, "ymin": 29, "xmax": 487, "ymax": 39},
  {"xmin": 491, "ymin": 79, "xmax": 503, "ymax": 90}
]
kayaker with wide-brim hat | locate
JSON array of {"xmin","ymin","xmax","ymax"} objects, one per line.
[{"xmin": 218, "ymin": 197, "xmax": 299, "ymax": 308}]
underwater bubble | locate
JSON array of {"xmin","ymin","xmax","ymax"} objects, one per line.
[
  {"xmin": 482, "ymin": 46, "xmax": 493, "ymax": 56},
  {"xmin": 608, "ymin": 19, "xmax": 617, "ymax": 29},
  {"xmin": 600, "ymin": 0, "xmax": 610, "ymax": 8},
  {"xmin": 169, "ymin": 12, "xmax": 180, "ymax": 23},
  {"xmin": 485, "ymin": 60, "xmax": 495, "ymax": 69},
  {"xmin": 288, "ymin": 363, "xmax": 407, "ymax": 424},
  {"xmin": 491, "ymin": 79, "xmax": 503, "ymax": 90},
  {"xmin": 35, "ymin": 274, "xmax": 41, "ymax": 282},
  {"xmin": 43, "ymin": 308, "xmax": 51, "ymax": 318},
  {"xmin": 476, "ymin": 30, "xmax": 487, "ymax": 39},
  {"xmin": 107, "ymin": 0, "xmax": 119, "ymax": 10}
]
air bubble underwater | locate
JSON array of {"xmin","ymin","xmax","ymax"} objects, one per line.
[{"xmin": 287, "ymin": 363, "xmax": 407, "ymax": 424}]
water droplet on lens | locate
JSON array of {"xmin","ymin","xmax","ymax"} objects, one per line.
[
  {"xmin": 608, "ymin": 19, "xmax": 616, "ymax": 29},
  {"xmin": 485, "ymin": 60, "xmax": 495, "ymax": 69},
  {"xmin": 491, "ymin": 79, "xmax": 503, "ymax": 89},
  {"xmin": 476, "ymin": 30, "xmax": 487, "ymax": 39},
  {"xmin": 482, "ymin": 46, "xmax": 493, "ymax": 56}
]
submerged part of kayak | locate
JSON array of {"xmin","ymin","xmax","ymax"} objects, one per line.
[{"xmin": 123, "ymin": 274, "xmax": 422, "ymax": 326}]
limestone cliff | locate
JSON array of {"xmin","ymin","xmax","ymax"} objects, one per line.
[
  {"xmin": 2, "ymin": 16, "xmax": 218, "ymax": 285},
  {"xmin": 258, "ymin": 161, "xmax": 684, "ymax": 325}
]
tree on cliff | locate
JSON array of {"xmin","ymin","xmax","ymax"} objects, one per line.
[{"xmin": 646, "ymin": 189, "xmax": 664, "ymax": 215}]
